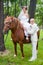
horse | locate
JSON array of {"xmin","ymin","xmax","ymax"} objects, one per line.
[{"xmin": 3, "ymin": 16, "xmax": 40, "ymax": 58}]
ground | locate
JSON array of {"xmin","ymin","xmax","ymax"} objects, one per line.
[{"xmin": 0, "ymin": 30, "xmax": 43, "ymax": 65}]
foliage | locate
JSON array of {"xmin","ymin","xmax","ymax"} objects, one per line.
[
  {"xmin": 35, "ymin": 0, "xmax": 43, "ymax": 26},
  {"xmin": 4, "ymin": 0, "xmax": 29, "ymax": 17}
]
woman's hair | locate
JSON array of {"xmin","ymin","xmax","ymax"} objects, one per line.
[{"xmin": 22, "ymin": 6, "xmax": 28, "ymax": 10}]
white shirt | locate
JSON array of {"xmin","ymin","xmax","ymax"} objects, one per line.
[{"xmin": 27, "ymin": 23, "xmax": 39, "ymax": 42}]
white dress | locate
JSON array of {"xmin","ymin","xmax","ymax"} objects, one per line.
[
  {"xmin": 18, "ymin": 10, "xmax": 30, "ymax": 37},
  {"xmin": 20, "ymin": 14, "xmax": 30, "ymax": 28}
]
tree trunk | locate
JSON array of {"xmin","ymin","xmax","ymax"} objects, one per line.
[
  {"xmin": 0, "ymin": 0, "xmax": 6, "ymax": 51},
  {"xmin": 29, "ymin": 0, "xmax": 37, "ymax": 19}
]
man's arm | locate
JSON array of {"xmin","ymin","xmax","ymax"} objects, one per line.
[{"xmin": 27, "ymin": 26, "xmax": 37, "ymax": 34}]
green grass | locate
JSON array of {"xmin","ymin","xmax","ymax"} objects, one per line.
[{"xmin": 0, "ymin": 30, "xmax": 43, "ymax": 65}]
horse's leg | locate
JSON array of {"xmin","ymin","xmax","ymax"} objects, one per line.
[
  {"xmin": 19, "ymin": 41, "xmax": 24, "ymax": 58},
  {"xmin": 13, "ymin": 42, "xmax": 17, "ymax": 57}
]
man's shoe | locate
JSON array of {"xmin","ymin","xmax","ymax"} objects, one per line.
[{"xmin": 28, "ymin": 57, "xmax": 37, "ymax": 61}]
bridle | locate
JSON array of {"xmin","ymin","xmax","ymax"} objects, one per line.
[{"xmin": 4, "ymin": 21, "xmax": 11, "ymax": 43}]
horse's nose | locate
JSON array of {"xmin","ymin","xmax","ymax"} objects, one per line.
[
  {"xmin": 3, "ymin": 29, "xmax": 8, "ymax": 34},
  {"xmin": 3, "ymin": 29, "xmax": 5, "ymax": 34}
]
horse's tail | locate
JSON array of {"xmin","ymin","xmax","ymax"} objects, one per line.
[
  {"xmin": 36, "ymin": 30, "xmax": 40, "ymax": 50},
  {"xmin": 37, "ymin": 30, "xmax": 40, "ymax": 39}
]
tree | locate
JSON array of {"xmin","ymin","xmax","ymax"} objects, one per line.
[
  {"xmin": 0, "ymin": 0, "xmax": 6, "ymax": 51},
  {"xmin": 29, "ymin": 0, "xmax": 37, "ymax": 19}
]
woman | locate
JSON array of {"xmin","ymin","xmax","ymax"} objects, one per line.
[{"xmin": 18, "ymin": 6, "xmax": 30, "ymax": 40}]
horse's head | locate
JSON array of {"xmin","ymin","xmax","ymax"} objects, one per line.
[{"xmin": 3, "ymin": 16, "xmax": 18, "ymax": 34}]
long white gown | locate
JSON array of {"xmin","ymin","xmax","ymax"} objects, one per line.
[{"xmin": 18, "ymin": 10, "xmax": 31, "ymax": 37}]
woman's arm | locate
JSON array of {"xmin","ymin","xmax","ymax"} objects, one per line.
[{"xmin": 18, "ymin": 10, "xmax": 23, "ymax": 20}]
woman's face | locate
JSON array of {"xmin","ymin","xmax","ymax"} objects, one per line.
[{"xmin": 23, "ymin": 7, "xmax": 27, "ymax": 13}]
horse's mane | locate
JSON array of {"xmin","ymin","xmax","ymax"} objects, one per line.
[
  {"xmin": 13, "ymin": 17, "xmax": 24, "ymax": 30},
  {"xmin": 4, "ymin": 16, "xmax": 24, "ymax": 30}
]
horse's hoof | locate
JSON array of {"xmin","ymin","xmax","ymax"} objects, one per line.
[
  {"xmin": 14, "ymin": 54, "xmax": 16, "ymax": 57},
  {"xmin": 21, "ymin": 57, "xmax": 24, "ymax": 59}
]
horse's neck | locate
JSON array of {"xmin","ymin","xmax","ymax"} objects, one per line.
[
  {"xmin": 15, "ymin": 19, "xmax": 22, "ymax": 29},
  {"xmin": 11, "ymin": 28, "xmax": 16, "ymax": 34},
  {"xmin": 11, "ymin": 19, "xmax": 24, "ymax": 34},
  {"xmin": 11, "ymin": 21, "xmax": 20, "ymax": 33}
]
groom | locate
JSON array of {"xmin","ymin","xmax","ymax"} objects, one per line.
[{"xmin": 27, "ymin": 18, "xmax": 39, "ymax": 61}]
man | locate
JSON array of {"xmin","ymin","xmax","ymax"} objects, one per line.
[{"xmin": 27, "ymin": 18, "xmax": 39, "ymax": 61}]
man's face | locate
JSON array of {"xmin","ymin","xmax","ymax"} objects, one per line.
[{"xmin": 30, "ymin": 19, "xmax": 35, "ymax": 25}]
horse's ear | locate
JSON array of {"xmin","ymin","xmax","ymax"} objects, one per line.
[{"xmin": 13, "ymin": 17, "xmax": 15, "ymax": 21}]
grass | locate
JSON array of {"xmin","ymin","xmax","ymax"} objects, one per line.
[{"xmin": 0, "ymin": 30, "xmax": 43, "ymax": 65}]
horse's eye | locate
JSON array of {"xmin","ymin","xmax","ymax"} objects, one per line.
[{"xmin": 9, "ymin": 22, "xmax": 11, "ymax": 24}]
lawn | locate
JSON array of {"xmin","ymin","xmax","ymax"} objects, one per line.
[{"xmin": 0, "ymin": 30, "xmax": 43, "ymax": 65}]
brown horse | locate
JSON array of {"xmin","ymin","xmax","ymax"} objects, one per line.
[{"xmin": 3, "ymin": 16, "xmax": 40, "ymax": 57}]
